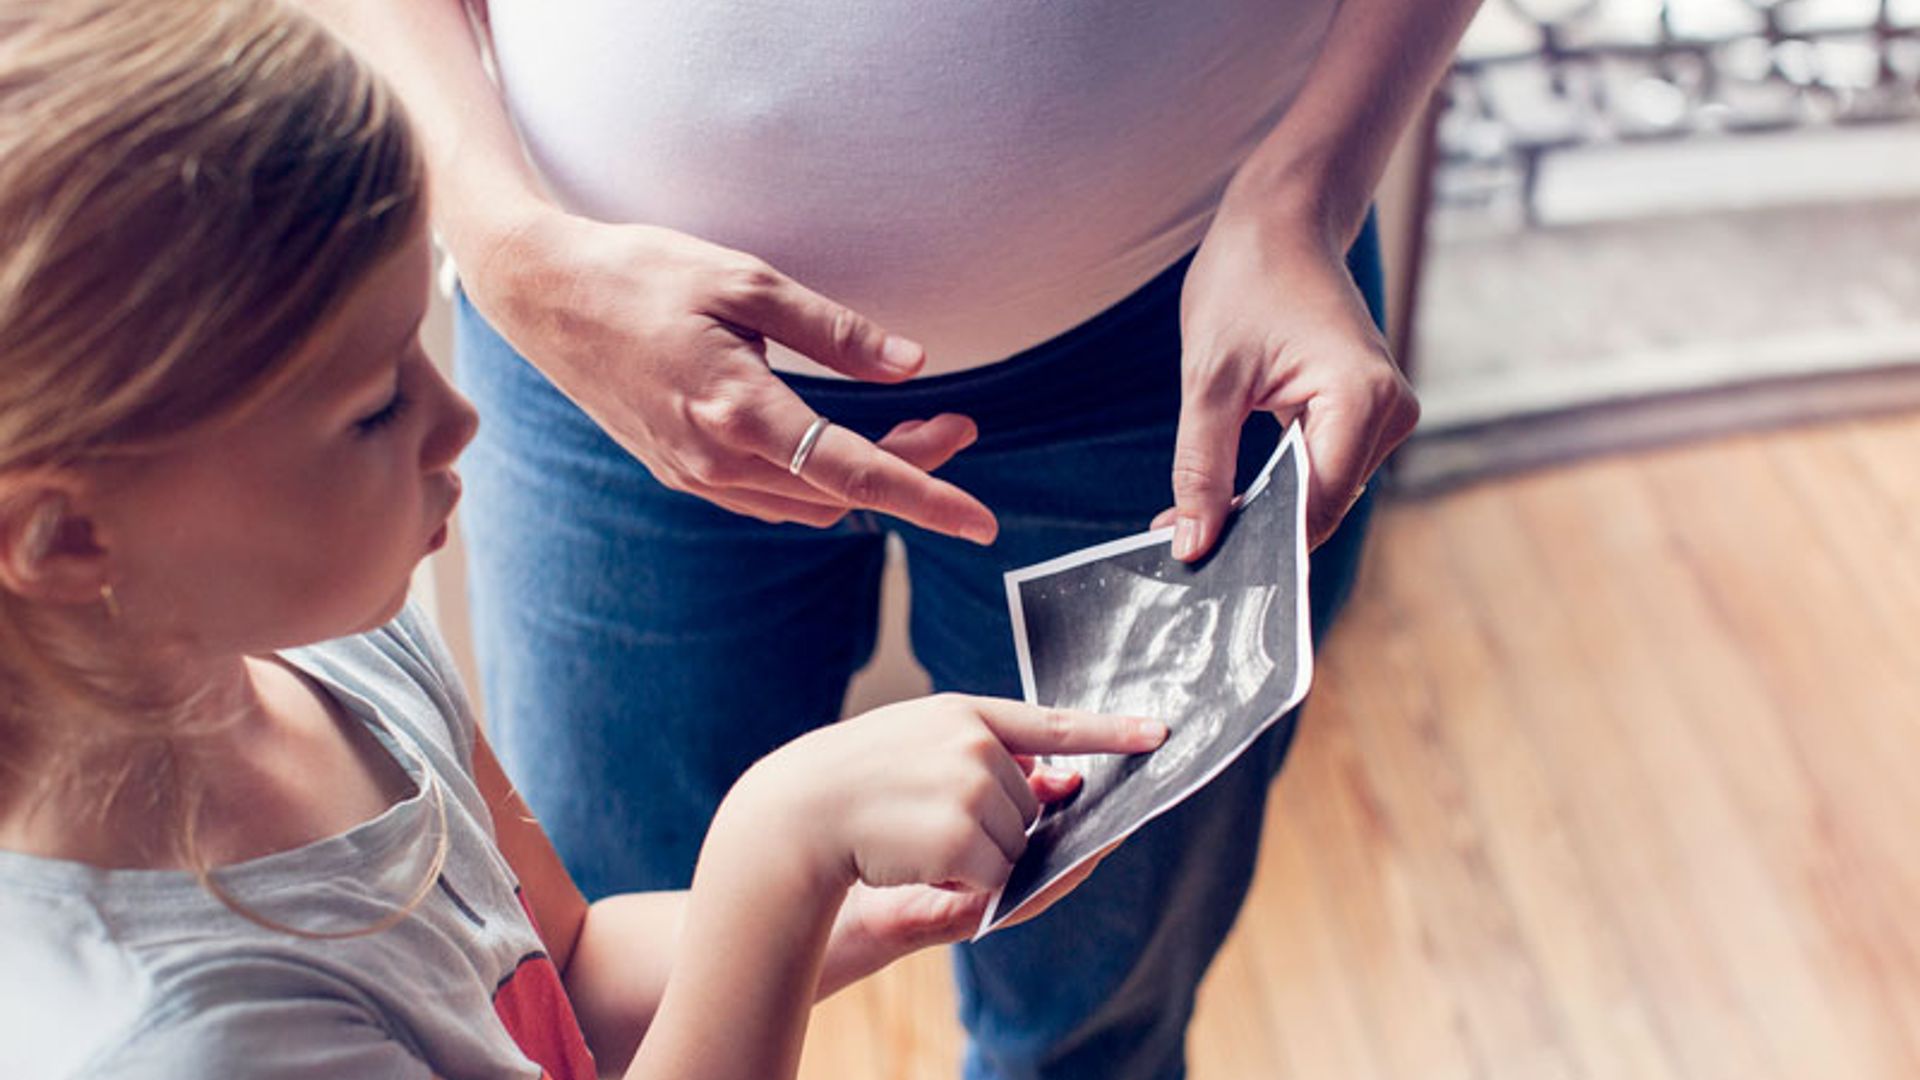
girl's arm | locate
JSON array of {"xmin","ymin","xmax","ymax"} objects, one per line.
[
  {"xmin": 474, "ymin": 699, "xmax": 1162, "ymax": 1080},
  {"xmin": 617, "ymin": 698, "xmax": 1163, "ymax": 1080},
  {"xmin": 473, "ymin": 722, "xmax": 1092, "ymax": 1075},
  {"xmin": 470, "ymin": 729, "xmax": 680, "ymax": 1069}
]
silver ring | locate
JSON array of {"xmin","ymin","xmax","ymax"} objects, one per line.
[{"xmin": 788, "ymin": 416, "xmax": 831, "ymax": 477}]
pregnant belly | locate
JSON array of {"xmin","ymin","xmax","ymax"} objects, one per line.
[{"xmin": 487, "ymin": 0, "xmax": 1331, "ymax": 370}]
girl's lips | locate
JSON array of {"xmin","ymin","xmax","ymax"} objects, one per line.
[{"xmin": 427, "ymin": 471, "xmax": 461, "ymax": 552}]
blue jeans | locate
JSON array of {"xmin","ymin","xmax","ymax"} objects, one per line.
[{"xmin": 455, "ymin": 217, "xmax": 1382, "ymax": 1080}]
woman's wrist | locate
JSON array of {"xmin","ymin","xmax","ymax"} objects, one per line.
[
  {"xmin": 430, "ymin": 179, "xmax": 564, "ymax": 300},
  {"xmin": 1215, "ymin": 153, "xmax": 1364, "ymax": 258}
]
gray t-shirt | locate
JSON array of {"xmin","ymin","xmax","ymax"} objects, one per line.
[{"xmin": 0, "ymin": 604, "xmax": 597, "ymax": 1079}]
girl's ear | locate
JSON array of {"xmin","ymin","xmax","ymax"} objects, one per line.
[{"xmin": 0, "ymin": 474, "xmax": 110, "ymax": 604}]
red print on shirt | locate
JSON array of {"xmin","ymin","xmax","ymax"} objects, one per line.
[{"xmin": 492, "ymin": 890, "xmax": 597, "ymax": 1080}]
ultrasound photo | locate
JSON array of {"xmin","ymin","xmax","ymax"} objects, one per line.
[{"xmin": 977, "ymin": 425, "xmax": 1313, "ymax": 935}]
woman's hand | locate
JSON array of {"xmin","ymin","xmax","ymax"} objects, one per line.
[
  {"xmin": 1165, "ymin": 204, "xmax": 1419, "ymax": 559},
  {"xmin": 462, "ymin": 210, "xmax": 999, "ymax": 541}
]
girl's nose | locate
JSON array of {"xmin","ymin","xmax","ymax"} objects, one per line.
[{"xmin": 420, "ymin": 360, "xmax": 480, "ymax": 470}]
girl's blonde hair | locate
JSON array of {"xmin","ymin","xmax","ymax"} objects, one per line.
[
  {"xmin": 0, "ymin": 0, "xmax": 439, "ymax": 934},
  {"xmin": 0, "ymin": 0, "xmax": 423, "ymax": 697},
  {"xmin": 0, "ymin": 0, "xmax": 423, "ymax": 465}
]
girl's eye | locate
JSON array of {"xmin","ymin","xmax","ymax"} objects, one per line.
[{"xmin": 354, "ymin": 388, "xmax": 410, "ymax": 435}]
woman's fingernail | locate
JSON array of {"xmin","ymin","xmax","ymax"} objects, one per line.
[
  {"xmin": 881, "ymin": 335, "xmax": 923, "ymax": 373},
  {"xmin": 1173, "ymin": 517, "xmax": 1197, "ymax": 560},
  {"xmin": 1136, "ymin": 719, "xmax": 1169, "ymax": 745},
  {"xmin": 1038, "ymin": 765, "xmax": 1080, "ymax": 785}
]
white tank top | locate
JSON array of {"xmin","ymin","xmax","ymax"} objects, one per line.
[{"xmin": 486, "ymin": 1, "xmax": 1338, "ymax": 375}]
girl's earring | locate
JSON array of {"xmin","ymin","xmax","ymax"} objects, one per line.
[{"xmin": 99, "ymin": 583, "xmax": 120, "ymax": 621}]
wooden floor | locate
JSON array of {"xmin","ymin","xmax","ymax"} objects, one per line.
[{"xmin": 797, "ymin": 410, "xmax": 1920, "ymax": 1080}]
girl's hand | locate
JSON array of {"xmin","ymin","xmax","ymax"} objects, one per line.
[
  {"xmin": 1166, "ymin": 204, "xmax": 1419, "ymax": 559},
  {"xmin": 461, "ymin": 210, "xmax": 999, "ymax": 541},
  {"xmin": 735, "ymin": 694, "xmax": 1165, "ymax": 898},
  {"xmin": 820, "ymin": 853, "xmax": 1113, "ymax": 990},
  {"xmin": 817, "ymin": 768, "xmax": 1112, "ymax": 992}
]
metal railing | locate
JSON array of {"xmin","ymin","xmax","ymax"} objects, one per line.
[{"xmin": 1438, "ymin": 0, "xmax": 1920, "ymax": 220}]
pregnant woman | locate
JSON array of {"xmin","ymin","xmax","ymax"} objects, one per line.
[{"xmin": 299, "ymin": 1, "xmax": 1479, "ymax": 1075}]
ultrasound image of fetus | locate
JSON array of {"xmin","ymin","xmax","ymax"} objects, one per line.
[{"xmin": 986, "ymin": 437, "xmax": 1308, "ymax": 928}]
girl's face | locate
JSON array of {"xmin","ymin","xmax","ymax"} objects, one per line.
[{"xmin": 96, "ymin": 226, "xmax": 479, "ymax": 657}]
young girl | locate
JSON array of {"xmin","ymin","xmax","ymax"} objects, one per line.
[{"xmin": 0, "ymin": 3, "xmax": 1164, "ymax": 1077}]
